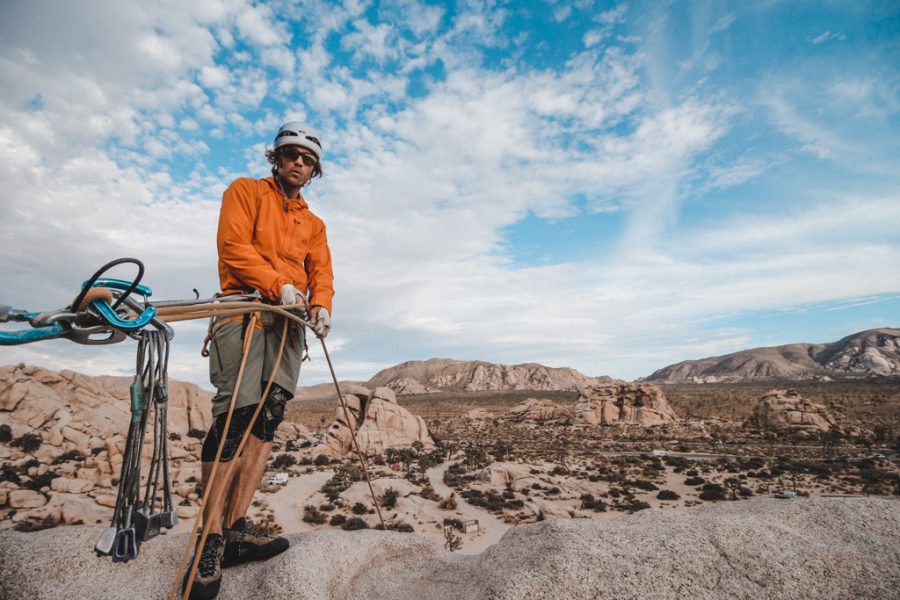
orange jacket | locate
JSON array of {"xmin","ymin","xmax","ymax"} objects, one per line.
[{"xmin": 217, "ymin": 177, "xmax": 334, "ymax": 312}]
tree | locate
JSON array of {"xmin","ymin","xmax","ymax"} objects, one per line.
[
  {"xmin": 724, "ymin": 477, "xmax": 741, "ymax": 500},
  {"xmin": 443, "ymin": 526, "xmax": 461, "ymax": 551}
]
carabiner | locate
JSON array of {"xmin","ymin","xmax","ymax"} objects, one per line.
[{"xmin": 84, "ymin": 279, "xmax": 158, "ymax": 332}]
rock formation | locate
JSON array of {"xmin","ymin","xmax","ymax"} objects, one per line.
[
  {"xmin": 505, "ymin": 398, "xmax": 572, "ymax": 422},
  {"xmin": 744, "ymin": 389, "xmax": 837, "ymax": 437},
  {"xmin": 367, "ymin": 358, "xmax": 617, "ymax": 393},
  {"xmin": 574, "ymin": 383, "xmax": 678, "ymax": 426},
  {"xmin": 644, "ymin": 327, "xmax": 900, "ymax": 383},
  {"xmin": 0, "ymin": 364, "xmax": 310, "ymax": 531},
  {"xmin": 319, "ymin": 385, "xmax": 433, "ymax": 456},
  {"xmin": 1, "ymin": 497, "xmax": 898, "ymax": 599}
]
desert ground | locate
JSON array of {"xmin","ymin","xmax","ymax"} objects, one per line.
[
  {"xmin": 256, "ymin": 380, "xmax": 900, "ymax": 553},
  {"xmin": 2, "ymin": 373, "xmax": 899, "ymax": 558}
]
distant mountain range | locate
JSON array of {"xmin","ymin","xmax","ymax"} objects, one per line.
[
  {"xmin": 643, "ymin": 327, "xmax": 900, "ymax": 383},
  {"xmin": 295, "ymin": 328, "xmax": 899, "ymax": 398}
]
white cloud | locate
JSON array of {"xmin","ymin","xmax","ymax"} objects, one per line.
[{"xmin": 809, "ymin": 31, "xmax": 846, "ymax": 45}]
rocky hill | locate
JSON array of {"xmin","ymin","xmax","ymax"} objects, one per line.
[
  {"xmin": 1, "ymin": 497, "xmax": 897, "ymax": 599},
  {"xmin": 366, "ymin": 358, "xmax": 617, "ymax": 394},
  {"xmin": 645, "ymin": 327, "xmax": 900, "ymax": 383}
]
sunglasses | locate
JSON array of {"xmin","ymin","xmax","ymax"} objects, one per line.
[{"xmin": 281, "ymin": 147, "xmax": 318, "ymax": 167}]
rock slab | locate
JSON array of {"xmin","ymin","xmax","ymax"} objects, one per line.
[{"xmin": 0, "ymin": 497, "xmax": 898, "ymax": 599}]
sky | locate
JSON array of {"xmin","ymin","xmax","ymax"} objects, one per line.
[{"xmin": 0, "ymin": 0, "xmax": 898, "ymax": 388}]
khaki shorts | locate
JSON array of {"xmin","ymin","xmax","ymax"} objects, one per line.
[{"xmin": 208, "ymin": 311, "xmax": 305, "ymax": 417}]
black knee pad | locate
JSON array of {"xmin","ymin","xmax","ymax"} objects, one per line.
[
  {"xmin": 250, "ymin": 384, "xmax": 292, "ymax": 442},
  {"xmin": 201, "ymin": 405, "xmax": 257, "ymax": 463}
]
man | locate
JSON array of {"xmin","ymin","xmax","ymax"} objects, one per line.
[{"xmin": 185, "ymin": 122, "xmax": 334, "ymax": 600}]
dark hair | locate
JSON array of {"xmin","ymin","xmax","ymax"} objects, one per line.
[{"xmin": 265, "ymin": 146, "xmax": 324, "ymax": 181}]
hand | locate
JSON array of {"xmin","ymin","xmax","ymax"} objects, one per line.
[
  {"xmin": 309, "ymin": 306, "xmax": 331, "ymax": 338},
  {"xmin": 279, "ymin": 284, "xmax": 308, "ymax": 312}
]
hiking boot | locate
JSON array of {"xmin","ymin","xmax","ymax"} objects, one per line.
[
  {"xmin": 182, "ymin": 533, "xmax": 224, "ymax": 600},
  {"xmin": 222, "ymin": 517, "xmax": 289, "ymax": 568}
]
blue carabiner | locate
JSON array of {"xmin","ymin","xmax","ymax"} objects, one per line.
[
  {"xmin": 83, "ymin": 278, "xmax": 157, "ymax": 332},
  {"xmin": 86, "ymin": 278, "xmax": 153, "ymax": 297},
  {"xmin": 90, "ymin": 299, "xmax": 157, "ymax": 331}
]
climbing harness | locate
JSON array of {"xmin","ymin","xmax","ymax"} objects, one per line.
[{"xmin": 3, "ymin": 257, "xmax": 388, "ymax": 597}]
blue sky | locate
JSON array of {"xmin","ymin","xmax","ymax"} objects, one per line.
[{"xmin": 0, "ymin": 0, "xmax": 898, "ymax": 386}]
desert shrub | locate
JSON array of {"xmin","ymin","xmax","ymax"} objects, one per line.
[
  {"xmin": 419, "ymin": 483, "xmax": 440, "ymax": 502},
  {"xmin": 380, "ymin": 487, "xmax": 399, "ymax": 509},
  {"xmin": 685, "ymin": 476, "xmax": 705, "ymax": 486},
  {"xmin": 580, "ymin": 493, "xmax": 607, "ymax": 512},
  {"xmin": 314, "ymin": 454, "xmax": 332, "ymax": 466},
  {"xmin": 329, "ymin": 514, "xmax": 347, "ymax": 526},
  {"xmin": 739, "ymin": 487, "xmax": 754, "ymax": 498},
  {"xmin": 657, "ymin": 490, "xmax": 680, "ymax": 501},
  {"xmin": 10, "ymin": 433, "xmax": 42, "ymax": 453},
  {"xmin": 531, "ymin": 482, "xmax": 543, "ymax": 490},
  {"xmin": 352, "ymin": 502, "xmax": 368, "ymax": 515},
  {"xmin": 608, "ymin": 487, "xmax": 623, "ymax": 499},
  {"xmin": 699, "ymin": 483, "xmax": 725, "ymax": 501},
  {"xmin": 187, "ymin": 428, "xmax": 205, "ymax": 439},
  {"xmin": 502, "ymin": 489, "xmax": 515, "ymax": 499},
  {"xmin": 375, "ymin": 521, "xmax": 415, "ymax": 533},
  {"xmin": 319, "ymin": 503, "xmax": 335, "ymax": 512},
  {"xmin": 341, "ymin": 517, "xmax": 369, "ymax": 531},
  {"xmin": 13, "ymin": 516, "xmax": 57, "ymax": 532},
  {"xmin": 271, "ymin": 453, "xmax": 297, "ymax": 469},
  {"xmin": 334, "ymin": 463, "xmax": 364, "ymax": 483},
  {"xmin": 438, "ymin": 494, "xmax": 458, "ymax": 510},
  {"xmin": 25, "ymin": 471, "xmax": 57, "ymax": 491},
  {"xmin": 551, "ymin": 465, "xmax": 568, "ymax": 476},
  {"xmin": 0, "ymin": 424, "xmax": 12, "ymax": 443},
  {"xmin": 1, "ymin": 463, "xmax": 20, "ymax": 484},
  {"xmin": 52, "ymin": 450, "xmax": 86, "ymax": 465},
  {"xmin": 504, "ymin": 499, "xmax": 524, "ymax": 509},
  {"xmin": 443, "ymin": 471, "xmax": 461, "ymax": 487},
  {"xmin": 546, "ymin": 487, "xmax": 560, "ymax": 495},
  {"xmin": 686, "ymin": 469, "xmax": 699, "ymax": 477},
  {"xmin": 302, "ymin": 505, "xmax": 326, "ymax": 525},
  {"xmin": 630, "ymin": 479, "xmax": 658, "ymax": 491},
  {"xmin": 627, "ymin": 500, "xmax": 651, "ymax": 512}
]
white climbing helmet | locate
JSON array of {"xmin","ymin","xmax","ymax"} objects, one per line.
[{"xmin": 273, "ymin": 121, "xmax": 323, "ymax": 161}]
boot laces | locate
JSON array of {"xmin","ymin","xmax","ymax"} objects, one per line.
[{"xmin": 197, "ymin": 536, "xmax": 223, "ymax": 576}]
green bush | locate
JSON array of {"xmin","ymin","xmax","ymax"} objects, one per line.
[
  {"xmin": 329, "ymin": 514, "xmax": 347, "ymax": 526},
  {"xmin": 380, "ymin": 487, "xmax": 399, "ymax": 509},
  {"xmin": 302, "ymin": 505, "xmax": 326, "ymax": 525},
  {"xmin": 10, "ymin": 433, "xmax": 42, "ymax": 453},
  {"xmin": 271, "ymin": 453, "xmax": 297, "ymax": 469},
  {"xmin": 699, "ymin": 483, "xmax": 725, "ymax": 501},
  {"xmin": 657, "ymin": 489, "xmax": 680, "ymax": 501},
  {"xmin": 341, "ymin": 517, "xmax": 369, "ymax": 531}
]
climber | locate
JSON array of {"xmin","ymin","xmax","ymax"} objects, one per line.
[{"xmin": 185, "ymin": 122, "xmax": 334, "ymax": 600}]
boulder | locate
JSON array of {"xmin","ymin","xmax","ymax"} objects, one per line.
[
  {"xmin": 319, "ymin": 386, "xmax": 433, "ymax": 456},
  {"xmin": 8, "ymin": 490, "xmax": 46, "ymax": 509},
  {"xmin": 574, "ymin": 383, "xmax": 678, "ymax": 426},
  {"xmin": 506, "ymin": 398, "xmax": 572, "ymax": 422},
  {"xmin": 744, "ymin": 389, "xmax": 836, "ymax": 435}
]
